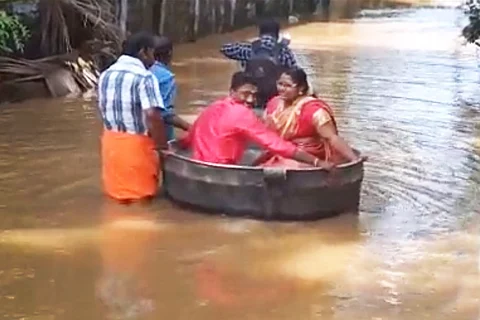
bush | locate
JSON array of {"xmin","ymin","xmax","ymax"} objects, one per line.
[
  {"xmin": 0, "ymin": 10, "xmax": 30, "ymax": 54},
  {"xmin": 463, "ymin": 0, "xmax": 480, "ymax": 43}
]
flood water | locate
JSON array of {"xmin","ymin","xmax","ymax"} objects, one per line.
[{"xmin": 1, "ymin": 4, "xmax": 480, "ymax": 320}]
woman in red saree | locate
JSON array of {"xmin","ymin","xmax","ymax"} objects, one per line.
[{"xmin": 255, "ymin": 68, "xmax": 363, "ymax": 168}]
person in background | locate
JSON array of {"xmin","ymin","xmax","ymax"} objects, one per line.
[
  {"xmin": 179, "ymin": 71, "xmax": 333, "ymax": 169},
  {"xmin": 254, "ymin": 67, "xmax": 365, "ymax": 168},
  {"xmin": 97, "ymin": 32, "xmax": 167, "ymax": 203},
  {"xmin": 149, "ymin": 36, "xmax": 191, "ymax": 141},
  {"xmin": 220, "ymin": 18, "xmax": 297, "ymax": 69},
  {"xmin": 220, "ymin": 19, "xmax": 298, "ymax": 108}
]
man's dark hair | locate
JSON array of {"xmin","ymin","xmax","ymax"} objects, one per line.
[
  {"xmin": 230, "ymin": 72, "xmax": 257, "ymax": 90},
  {"xmin": 123, "ymin": 32, "xmax": 155, "ymax": 57},
  {"xmin": 258, "ymin": 18, "xmax": 280, "ymax": 38},
  {"xmin": 153, "ymin": 35, "xmax": 173, "ymax": 60}
]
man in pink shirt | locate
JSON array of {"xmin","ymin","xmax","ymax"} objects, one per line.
[{"xmin": 179, "ymin": 72, "xmax": 333, "ymax": 169}]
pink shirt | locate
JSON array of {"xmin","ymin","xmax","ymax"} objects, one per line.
[{"xmin": 180, "ymin": 97, "xmax": 297, "ymax": 164}]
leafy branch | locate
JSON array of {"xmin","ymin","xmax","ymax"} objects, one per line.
[{"xmin": 0, "ymin": 10, "xmax": 30, "ymax": 54}]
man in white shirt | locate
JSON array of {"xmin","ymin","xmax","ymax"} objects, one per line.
[{"xmin": 97, "ymin": 32, "xmax": 167, "ymax": 203}]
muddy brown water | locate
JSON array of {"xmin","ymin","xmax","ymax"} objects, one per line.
[{"xmin": 0, "ymin": 4, "xmax": 480, "ymax": 320}]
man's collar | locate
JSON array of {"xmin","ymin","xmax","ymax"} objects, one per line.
[
  {"xmin": 226, "ymin": 96, "xmax": 241, "ymax": 106},
  {"xmin": 153, "ymin": 61, "xmax": 168, "ymax": 68},
  {"xmin": 117, "ymin": 55, "xmax": 147, "ymax": 69},
  {"xmin": 259, "ymin": 34, "xmax": 278, "ymax": 41},
  {"xmin": 226, "ymin": 96, "xmax": 250, "ymax": 108}
]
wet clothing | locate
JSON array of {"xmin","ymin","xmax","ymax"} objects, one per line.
[
  {"xmin": 101, "ymin": 130, "xmax": 160, "ymax": 201},
  {"xmin": 97, "ymin": 55, "xmax": 165, "ymax": 201}
]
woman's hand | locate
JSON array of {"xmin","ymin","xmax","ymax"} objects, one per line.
[
  {"xmin": 353, "ymin": 155, "xmax": 368, "ymax": 162},
  {"xmin": 314, "ymin": 158, "xmax": 335, "ymax": 171}
]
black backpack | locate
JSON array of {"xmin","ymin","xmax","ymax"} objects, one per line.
[{"xmin": 245, "ymin": 39, "xmax": 285, "ymax": 108}]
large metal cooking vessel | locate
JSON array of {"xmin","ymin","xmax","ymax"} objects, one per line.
[{"xmin": 162, "ymin": 141, "xmax": 365, "ymax": 221}]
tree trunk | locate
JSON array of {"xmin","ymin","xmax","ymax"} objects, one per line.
[
  {"xmin": 117, "ymin": 0, "xmax": 128, "ymax": 40},
  {"xmin": 230, "ymin": 0, "xmax": 236, "ymax": 27},
  {"xmin": 194, "ymin": 0, "xmax": 200, "ymax": 38},
  {"xmin": 255, "ymin": 0, "xmax": 265, "ymax": 18},
  {"xmin": 160, "ymin": 0, "xmax": 167, "ymax": 34},
  {"xmin": 219, "ymin": 0, "xmax": 225, "ymax": 33}
]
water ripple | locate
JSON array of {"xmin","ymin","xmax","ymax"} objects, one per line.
[{"xmin": 0, "ymin": 6, "xmax": 478, "ymax": 320}]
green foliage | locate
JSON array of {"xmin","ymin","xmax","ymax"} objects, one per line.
[
  {"xmin": 463, "ymin": 0, "xmax": 480, "ymax": 43},
  {"xmin": 0, "ymin": 10, "xmax": 30, "ymax": 54}
]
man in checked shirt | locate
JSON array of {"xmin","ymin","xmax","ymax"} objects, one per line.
[
  {"xmin": 220, "ymin": 18, "xmax": 297, "ymax": 69},
  {"xmin": 220, "ymin": 18, "xmax": 298, "ymax": 108}
]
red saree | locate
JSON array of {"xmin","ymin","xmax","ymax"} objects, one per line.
[{"xmin": 255, "ymin": 95, "xmax": 342, "ymax": 168}]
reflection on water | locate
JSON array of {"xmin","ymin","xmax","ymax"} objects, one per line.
[
  {"xmin": 0, "ymin": 5, "xmax": 480, "ymax": 320},
  {"xmin": 96, "ymin": 203, "xmax": 160, "ymax": 320}
]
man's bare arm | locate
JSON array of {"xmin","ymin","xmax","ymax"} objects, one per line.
[{"xmin": 145, "ymin": 108, "xmax": 167, "ymax": 150}]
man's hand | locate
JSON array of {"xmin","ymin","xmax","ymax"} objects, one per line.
[
  {"xmin": 145, "ymin": 108, "xmax": 167, "ymax": 151},
  {"xmin": 170, "ymin": 114, "xmax": 191, "ymax": 131},
  {"xmin": 158, "ymin": 144, "xmax": 169, "ymax": 151}
]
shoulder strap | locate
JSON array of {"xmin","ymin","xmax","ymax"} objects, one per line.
[
  {"xmin": 271, "ymin": 42, "xmax": 283, "ymax": 59},
  {"xmin": 251, "ymin": 39, "xmax": 263, "ymax": 54}
]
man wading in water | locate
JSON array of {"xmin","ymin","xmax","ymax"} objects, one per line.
[
  {"xmin": 97, "ymin": 32, "xmax": 167, "ymax": 204},
  {"xmin": 220, "ymin": 19, "xmax": 297, "ymax": 108},
  {"xmin": 150, "ymin": 36, "xmax": 191, "ymax": 141}
]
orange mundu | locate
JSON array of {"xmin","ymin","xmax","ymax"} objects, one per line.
[{"xmin": 101, "ymin": 129, "xmax": 159, "ymax": 201}]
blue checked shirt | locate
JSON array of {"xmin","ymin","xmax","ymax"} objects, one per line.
[
  {"xmin": 220, "ymin": 34, "xmax": 297, "ymax": 69},
  {"xmin": 97, "ymin": 55, "xmax": 165, "ymax": 135}
]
